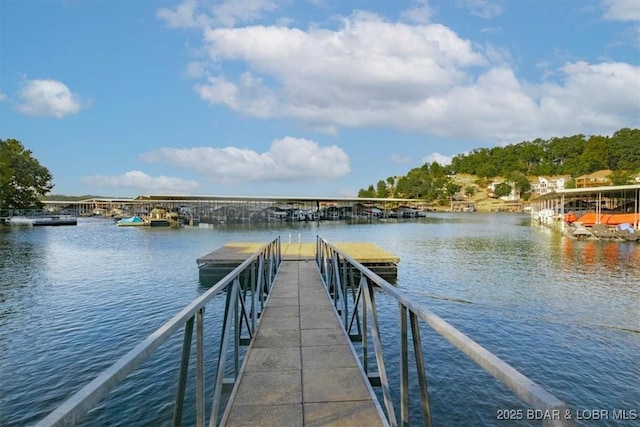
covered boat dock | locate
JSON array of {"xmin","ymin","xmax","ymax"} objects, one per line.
[{"xmin": 530, "ymin": 183, "xmax": 640, "ymax": 239}]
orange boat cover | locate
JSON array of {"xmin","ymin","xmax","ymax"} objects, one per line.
[{"xmin": 576, "ymin": 213, "xmax": 639, "ymax": 226}]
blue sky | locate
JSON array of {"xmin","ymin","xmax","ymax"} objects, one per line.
[{"xmin": 1, "ymin": 0, "xmax": 639, "ymax": 198}]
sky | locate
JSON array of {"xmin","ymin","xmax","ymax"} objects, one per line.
[{"xmin": 1, "ymin": 0, "xmax": 639, "ymax": 198}]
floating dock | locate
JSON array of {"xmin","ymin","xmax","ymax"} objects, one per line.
[{"xmin": 197, "ymin": 242, "xmax": 399, "ymax": 283}]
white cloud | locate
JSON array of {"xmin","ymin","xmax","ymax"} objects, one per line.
[
  {"xmin": 0, "ymin": 93, "xmax": 6, "ymax": 102},
  {"xmin": 157, "ymin": 0, "xmax": 209, "ymax": 29},
  {"xmin": 211, "ymin": 0, "xmax": 278, "ymax": 27},
  {"xmin": 169, "ymin": 8, "xmax": 638, "ymax": 143},
  {"xmin": 422, "ymin": 152, "xmax": 452, "ymax": 166},
  {"xmin": 197, "ymin": 13, "xmax": 486, "ymax": 128},
  {"xmin": 602, "ymin": 0, "xmax": 640, "ymax": 22},
  {"xmin": 457, "ymin": 0, "xmax": 504, "ymax": 19},
  {"xmin": 184, "ymin": 61, "xmax": 208, "ymax": 78},
  {"xmin": 535, "ymin": 61, "xmax": 640, "ymax": 133},
  {"xmin": 140, "ymin": 137, "xmax": 351, "ymax": 184},
  {"xmin": 157, "ymin": 0, "xmax": 277, "ymax": 29},
  {"xmin": 17, "ymin": 79, "xmax": 89, "ymax": 118},
  {"xmin": 401, "ymin": 0, "xmax": 434, "ymax": 24},
  {"xmin": 82, "ymin": 171, "xmax": 199, "ymax": 193}
]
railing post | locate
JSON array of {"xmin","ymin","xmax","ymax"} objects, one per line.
[
  {"xmin": 251, "ymin": 259, "xmax": 257, "ymax": 333},
  {"xmin": 209, "ymin": 278, "xmax": 240, "ymax": 427},
  {"xmin": 361, "ymin": 276, "xmax": 368, "ymax": 375},
  {"xmin": 410, "ymin": 311, "xmax": 432, "ymax": 427},
  {"xmin": 400, "ymin": 304, "xmax": 409, "ymax": 427},
  {"xmin": 196, "ymin": 308, "xmax": 205, "ymax": 427},
  {"xmin": 362, "ymin": 280, "xmax": 397, "ymax": 426},
  {"xmin": 341, "ymin": 259, "xmax": 348, "ymax": 326},
  {"xmin": 315, "ymin": 236, "xmax": 575, "ymax": 427},
  {"xmin": 172, "ymin": 316, "xmax": 195, "ymax": 427}
]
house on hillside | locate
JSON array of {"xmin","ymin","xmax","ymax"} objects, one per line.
[
  {"xmin": 487, "ymin": 179, "xmax": 520, "ymax": 201},
  {"xmin": 575, "ymin": 170, "xmax": 613, "ymax": 188},
  {"xmin": 530, "ymin": 175, "xmax": 571, "ymax": 196}
]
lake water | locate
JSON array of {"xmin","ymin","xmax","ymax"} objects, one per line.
[{"xmin": 1, "ymin": 214, "xmax": 638, "ymax": 426}]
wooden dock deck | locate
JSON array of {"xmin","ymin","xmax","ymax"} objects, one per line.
[
  {"xmin": 220, "ymin": 260, "xmax": 387, "ymax": 426},
  {"xmin": 197, "ymin": 242, "xmax": 399, "ymax": 280}
]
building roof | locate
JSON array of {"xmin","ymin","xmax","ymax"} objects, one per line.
[{"xmin": 575, "ymin": 169, "xmax": 613, "ymax": 180}]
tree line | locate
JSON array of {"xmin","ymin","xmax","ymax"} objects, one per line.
[{"xmin": 358, "ymin": 128, "xmax": 640, "ymax": 203}]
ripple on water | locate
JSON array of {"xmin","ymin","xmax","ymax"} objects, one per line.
[{"xmin": 1, "ymin": 215, "xmax": 639, "ymax": 426}]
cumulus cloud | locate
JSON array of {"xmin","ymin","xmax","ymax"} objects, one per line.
[
  {"xmin": 602, "ymin": 0, "xmax": 640, "ymax": 22},
  {"xmin": 17, "ymin": 79, "xmax": 89, "ymax": 118},
  {"xmin": 0, "ymin": 93, "xmax": 6, "ymax": 102},
  {"xmin": 140, "ymin": 137, "xmax": 351, "ymax": 184},
  {"xmin": 422, "ymin": 152, "xmax": 452, "ymax": 166},
  {"xmin": 82, "ymin": 171, "xmax": 199, "ymax": 193},
  {"xmin": 535, "ymin": 61, "xmax": 640, "ymax": 132},
  {"xmin": 164, "ymin": 5, "xmax": 639, "ymax": 143}
]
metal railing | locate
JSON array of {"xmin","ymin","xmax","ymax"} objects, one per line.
[
  {"xmin": 36, "ymin": 237, "xmax": 281, "ymax": 427},
  {"xmin": 316, "ymin": 236, "xmax": 574, "ymax": 427}
]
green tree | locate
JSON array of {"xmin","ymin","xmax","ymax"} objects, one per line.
[
  {"xmin": 494, "ymin": 182, "xmax": 512, "ymax": 198},
  {"xmin": 505, "ymin": 171, "xmax": 531, "ymax": 195},
  {"xmin": 464, "ymin": 186, "xmax": 476, "ymax": 199},
  {"xmin": 376, "ymin": 180, "xmax": 389, "ymax": 198},
  {"xmin": 609, "ymin": 170, "xmax": 635, "ymax": 185},
  {"xmin": 576, "ymin": 135, "xmax": 609, "ymax": 175},
  {"xmin": 607, "ymin": 128, "xmax": 640, "ymax": 170},
  {"xmin": 0, "ymin": 139, "xmax": 53, "ymax": 208},
  {"xmin": 358, "ymin": 184, "xmax": 376, "ymax": 198},
  {"xmin": 386, "ymin": 176, "xmax": 396, "ymax": 196}
]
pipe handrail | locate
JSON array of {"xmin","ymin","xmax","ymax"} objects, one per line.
[
  {"xmin": 36, "ymin": 237, "xmax": 281, "ymax": 427},
  {"xmin": 316, "ymin": 236, "xmax": 574, "ymax": 427}
]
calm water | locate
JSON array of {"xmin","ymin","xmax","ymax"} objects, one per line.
[{"xmin": 0, "ymin": 214, "xmax": 638, "ymax": 426}]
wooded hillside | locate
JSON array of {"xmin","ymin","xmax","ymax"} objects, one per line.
[{"xmin": 358, "ymin": 128, "xmax": 639, "ymax": 203}]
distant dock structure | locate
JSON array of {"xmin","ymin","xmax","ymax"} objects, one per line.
[{"xmin": 40, "ymin": 194, "xmax": 430, "ymax": 223}]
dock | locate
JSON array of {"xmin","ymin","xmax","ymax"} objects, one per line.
[
  {"xmin": 36, "ymin": 236, "xmax": 575, "ymax": 426},
  {"xmin": 220, "ymin": 259, "xmax": 387, "ymax": 426},
  {"xmin": 197, "ymin": 242, "xmax": 399, "ymax": 282}
]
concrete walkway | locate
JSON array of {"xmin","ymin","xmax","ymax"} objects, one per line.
[{"xmin": 221, "ymin": 260, "xmax": 387, "ymax": 427}]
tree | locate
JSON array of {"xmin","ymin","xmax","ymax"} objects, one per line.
[
  {"xmin": 358, "ymin": 184, "xmax": 376, "ymax": 198},
  {"xmin": 609, "ymin": 170, "xmax": 635, "ymax": 186},
  {"xmin": 375, "ymin": 180, "xmax": 389, "ymax": 198},
  {"xmin": 0, "ymin": 139, "xmax": 53, "ymax": 208},
  {"xmin": 464, "ymin": 186, "xmax": 476, "ymax": 199},
  {"xmin": 494, "ymin": 182, "xmax": 512, "ymax": 198}
]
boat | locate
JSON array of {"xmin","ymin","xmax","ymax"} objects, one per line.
[
  {"xmin": 116, "ymin": 216, "xmax": 147, "ymax": 226},
  {"xmin": 567, "ymin": 223, "xmax": 593, "ymax": 240},
  {"xmin": 615, "ymin": 223, "xmax": 640, "ymax": 242}
]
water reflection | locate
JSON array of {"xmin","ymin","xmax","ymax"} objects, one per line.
[
  {"xmin": 1, "ymin": 216, "xmax": 639, "ymax": 426},
  {"xmin": 560, "ymin": 236, "xmax": 640, "ymax": 276}
]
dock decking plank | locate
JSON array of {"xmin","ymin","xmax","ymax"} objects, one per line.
[
  {"xmin": 221, "ymin": 260, "xmax": 387, "ymax": 427},
  {"xmin": 198, "ymin": 242, "xmax": 398, "ymax": 264}
]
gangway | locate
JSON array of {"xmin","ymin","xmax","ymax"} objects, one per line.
[{"xmin": 36, "ymin": 236, "xmax": 574, "ymax": 426}]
